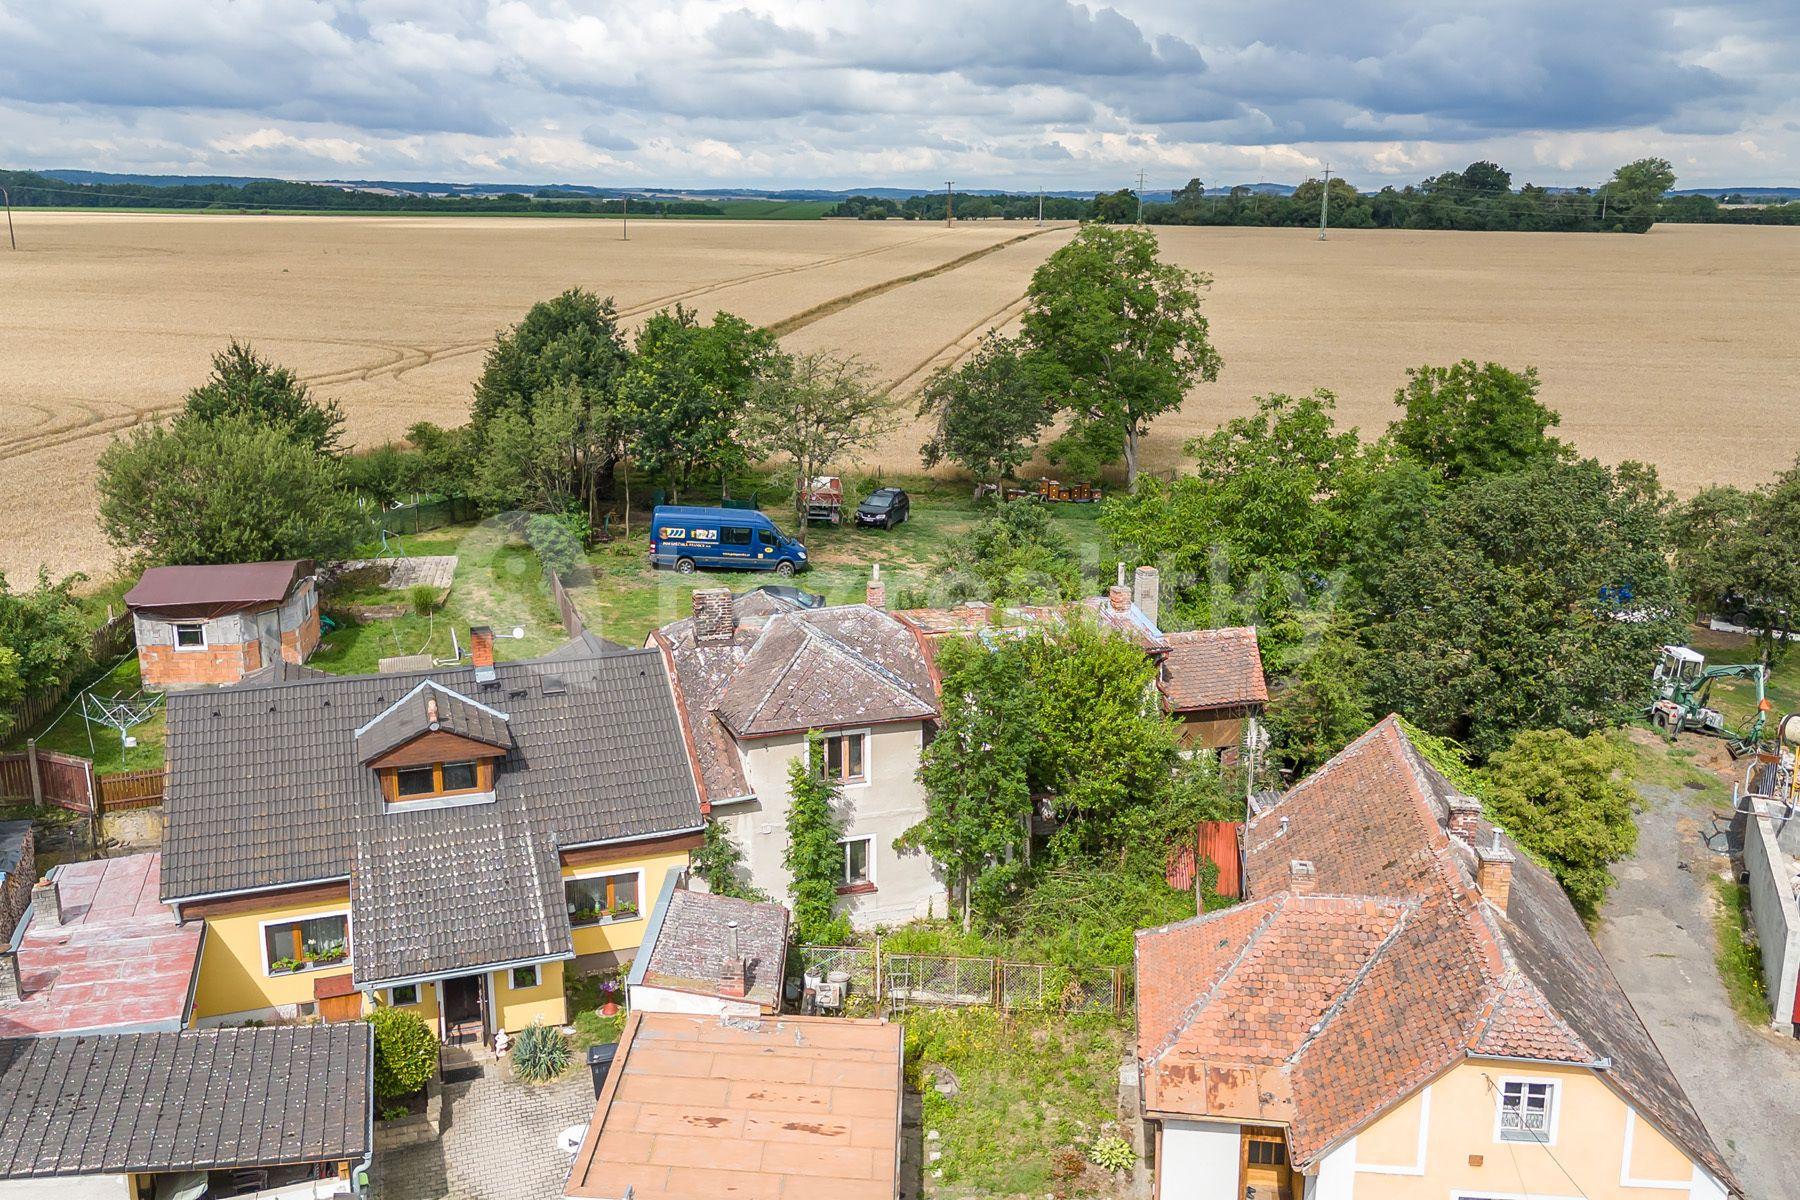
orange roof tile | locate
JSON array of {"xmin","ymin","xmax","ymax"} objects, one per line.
[
  {"xmin": 1158, "ymin": 627, "xmax": 1268, "ymax": 712},
  {"xmin": 563, "ymin": 1011, "xmax": 902, "ymax": 1200}
]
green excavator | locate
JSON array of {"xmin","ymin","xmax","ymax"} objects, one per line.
[{"xmin": 1649, "ymin": 645, "xmax": 1771, "ymax": 756}]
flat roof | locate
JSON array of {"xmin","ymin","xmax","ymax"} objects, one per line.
[
  {"xmin": 563, "ymin": 1011, "xmax": 903, "ymax": 1200},
  {"xmin": 0, "ymin": 853, "xmax": 203, "ymax": 1036}
]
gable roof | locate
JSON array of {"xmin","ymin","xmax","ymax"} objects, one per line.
[
  {"xmin": 163, "ymin": 647, "xmax": 702, "ymax": 921},
  {"xmin": 353, "ymin": 679, "xmax": 513, "ymax": 765},
  {"xmin": 1159, "ymin": 627, "xmax": 1268, "ymax": 712},
  {"xmin": 630, "ymin": 883, "xmax": 789, "ymax": 1012},
  {"xmin": 0, "ymin": 1025, "xmax": 371, "ymax": 1178},
  {"xmin": 124, "ymin": 560, "xmax": 311, "ymax": 619},
  {"xmin": 1138, "ymin": 716, "xmax": 1738, "ymax": 1192}
]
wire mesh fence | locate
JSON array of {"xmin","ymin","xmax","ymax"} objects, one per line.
[{"xmin": 792, "ymin": 945, "xmax": 1128, "ymax": 1016}]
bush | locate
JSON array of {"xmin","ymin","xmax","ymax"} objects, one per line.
[
  {"xmin": 526, "ymin": 511, "xmax": 588, "ymax": 581},
  {"xmin": 936, "ymin": 500, "xmax": 1082, "ymax": 604},
  {"xmin": 1484, "ymin": 728, "xmax": 1638, "ymax": 916},
  {"xmin": 366, "ymin": 1006, "xmax": 438, "ymax": 1101},
  {"xmin": 511, "ymin": 1018, "xmax": 571, "ymax": 1083}
]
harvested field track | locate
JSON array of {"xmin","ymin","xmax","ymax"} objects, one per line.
[{"xmin": 2, "ymin": 214, "xmax": 1797, "ymax": 578}]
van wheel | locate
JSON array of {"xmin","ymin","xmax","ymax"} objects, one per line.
[
  {"xmin": 675, "ymin": 558, "xmax": 697, "ymax": 576},
  {"xmin": 774, "ymin": 561, "xmax": 796, "ymax": 578}
]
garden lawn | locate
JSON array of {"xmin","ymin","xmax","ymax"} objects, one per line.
[
  {"xmin": 904, "ymin": 1009, "xmax": 1131, "ymax": 1199},
  {"xmin": 569, "ymin": 476, "xmax": 1108, "ymax": 647},
  {"xmin": 313, "ymin": 521, "xmax": 569, "ymax": 674},
  {"xmin": 16, "ymin": 652, "xmax": 166, "ymax": 774}
]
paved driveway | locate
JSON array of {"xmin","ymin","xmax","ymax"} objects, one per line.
[
  {"xmin": 375, "ymin": 1064, "xmax": 595, "ymax": 1200},
  {"xmin": 1598, "ymin": 782, "xmax": 1800, "ymax": 1200}
]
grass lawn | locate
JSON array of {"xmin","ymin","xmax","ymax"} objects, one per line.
[
  {"xmin": 312, "ymin": 522, "xmax": 569, "ymax": 674},
  {"xmin": 14, "ymin": 653, "xmax": 166, "ymax": 774},
  {"xmin": 570, "ymin": 476, "xmax": 1108, "ymax": 647},
  {"xmin": 904, "ymin": 1009, "xmax": 1132, "ymax": 1198}
]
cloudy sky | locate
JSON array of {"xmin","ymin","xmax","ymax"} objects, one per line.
[{"xmin": 2, "ymin": 1, "xmax": 1796, "ymax": 190}]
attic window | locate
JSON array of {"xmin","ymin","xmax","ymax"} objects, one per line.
[{"xmin": 385, "ymin": 759, "xmax": 488, "ymax": 804}]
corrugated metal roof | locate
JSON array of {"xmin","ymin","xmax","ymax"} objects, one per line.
[{"xmin": 124, "ymin": 560, "xmax": 310, "ymax": 618}]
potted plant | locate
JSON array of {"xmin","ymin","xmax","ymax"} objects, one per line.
[{"xmin": 600, "ymin": 978, "xmax": 621, "ymax": 1017}]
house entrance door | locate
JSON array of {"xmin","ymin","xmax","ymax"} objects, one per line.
[
  {"xmin": 442, "ymin": 975, "xmax": 488, "ymax": 1047},
  {"xmin": 1239, "ymin": 1126, "xmax": 1295, "ymax": 1200}
]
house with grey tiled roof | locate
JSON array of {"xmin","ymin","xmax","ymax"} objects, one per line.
[
  {"xmin": 1134, "ymin": 716, "xmax": 1740, "ymax": 1200},
  {"xmin": 649, "ymin": 585, "xmax": 948, "ymax": 928},
  {"xmin": 160, "ymin": 628, "xmax": 705, "ymax": 1044},
  {"xmin": 628, "ymin": 871, "xmax": 789, "ymax": 1015}
]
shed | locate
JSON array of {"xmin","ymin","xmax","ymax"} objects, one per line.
[{"xmin": 124, "ymin": 560, "xmax": 321, "ymax": 689}]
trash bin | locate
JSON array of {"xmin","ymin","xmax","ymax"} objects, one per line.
[{"xmin": 586, "ymin": 1042, "xmax": 618, "ymax": 1098}]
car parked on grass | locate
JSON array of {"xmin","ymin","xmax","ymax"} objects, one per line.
[
  {"xmin": 855, "ymin": 487, "xmax": 911, "ymax": 529},
  {"xmin": 648, "ymin": 505, "xmax": 809, "ymax": 576}
]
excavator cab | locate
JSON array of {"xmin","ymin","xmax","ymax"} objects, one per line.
[{"xmin": 1654, "ymin": 646, "xmax": 1707, "ymax": 696}]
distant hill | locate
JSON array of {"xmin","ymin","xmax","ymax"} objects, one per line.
[{"xmin": 45, "ymin": 169, "xmax": 281, "ymax": 188}]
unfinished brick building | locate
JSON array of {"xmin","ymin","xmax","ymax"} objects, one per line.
[{"xmin": 124, "ymin": 559, "xmax": 321, "ymax": 689}]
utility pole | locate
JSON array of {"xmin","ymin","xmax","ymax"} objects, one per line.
[
  {"xmin": 1, "ymin": 187, "xmax": 13, "ymax": 251},
  {"xmin": 1135, "ymin": 169, "xmax": 1147, "ymax": 224},
  {"xmin": 1318, "ymin": 163, "xmax": 1330, "ymax": 241},
  {"xmin": 944, "ymin": 181, "xmax": 954, "ymax": 227},
  {"xmin": 1037, "ymin": 188, "xmax": 1043, "ymax": 226},
  {"xmin": 621, "ymin": 193, "xmax": 629, "ymax": 241}
]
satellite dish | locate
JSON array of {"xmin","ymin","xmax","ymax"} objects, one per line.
[{"xmin": 512, "ymin": 626, "xmax": 525, "ymax": 640}]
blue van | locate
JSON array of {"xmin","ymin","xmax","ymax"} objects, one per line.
[{"xmin": 648, "ymin": 506, "xmax": 809, "ymax": 576}]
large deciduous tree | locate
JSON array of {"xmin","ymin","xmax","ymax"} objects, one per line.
[
  {"xmin": 1366, "ymin": 458, "xmax": 1681, "ymax": 757},
  {"xmin": 742, "ymin": 352, "xmax": 887, "ymax": 542},
  {"xmin": 916, "ymin": 333, "xmax": 1051, "ymax": 492},
  {"xmin": 181, "ymin": 340, "xmax": 345, "ymax": 454},
  {"xmin": 1020, "ymin": 224, "xmax": 1221, "ymax": 487},
  {"xmin": 97, "ymin": 415, "xmax": 363, "ymax": 567},
  {"xmin": 935, "ymin": 499, "xmax": 1083, "ymax": 605},
  {"xmin": 619, "ymin": 305, "xmax": 781, "ymax": 501},
  {"xmin": 1669, "ymin": 459, "xmax": 1800, "ymax": 659},
  {"xmin": 1389, "ymin": 360, "xmax": 1565, "ymax": 481}
]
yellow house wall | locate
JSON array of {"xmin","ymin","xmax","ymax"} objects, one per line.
[
  {"xmin": 371, "ymin": 982, "xmax": 441, "ymax": 1036},
  {"xmin": 490, "ymin": 959, "xmax": 567, "ymax": 1033},
  {"xmin": 1346, "ymin": 1060, "xmax": 1699, "ymax": 1199},
  {"xmin": 562, "ymin": 848, "xmax": 690, "ymax": 962},
  {"xmin": 190, "ymin": 893, "xmax": 353, "ymax": 1023}
]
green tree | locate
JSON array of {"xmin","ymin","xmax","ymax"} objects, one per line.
[
  {"xmin": 1460, "ymin": 161, "xmax": 1513, "ymax": 196},
  {"xmin": 1390, "ymin": 360, "xmax": 1565, "ymax": 481},
  {"xmin": 366, "ymin": 1006, "xmax": 439, "ymax": 1101},
  {"xmin": 619, "ymin": 305, "xmax": 781, "ymax": 500},
  {"xmin": 97, "ymin": 415, "xmax": 363, "ymax": 567},
  {"xmin": 1668, "ymin": 459, "xmax": 1800, "ymax": 659},
  {"xmin": 1020, "ymin": 224, "xmax": 1222, "ymax": 487},
  {"xmin": 900, "ymin": 636, "xmax": 1037, "ymax": 928},
  {"xmin": 742, "ymin": 352, "xmax": 888, "ymax": 543},
  {"xmin": 690, "ymin": 818, "xmax": 765, "ymax": 901},
  {"xmin": 936, "ymin": 500, "xmax": 1083, "ymax": 604},
  {"xmin": 1485, "ymin": 729, "xmax": 1637, "ymax": 916},
  {"xmin": 1265, "ymin": 625, "xmax": 1375, "ymax": 774},
  {"xmin": 470, "ymin": 289, "xmax": 630, "ymax": 518},
  {"xmin": 181, "ymin": 341, "xmax": 344, "ymax": 454},
  {"xmin": 1089, "ymin": 189, "xmax": 1139, "ymax": 223},
  {"xmin": 0, "ymin": 570, "xmax": 92, "ymax": 732},
  {"xmin": 402, "ymin": 421, "xmax": 476, "ymax": 499},
  {"xmin": 1605, "ymin": 157, "xmax": 1677, "ymax": 215},
  {"xmin": 784, "ymin": 733, "xmax": 847, "ymax": 943},
  {"xmin": 916, "ymin": 333, "xmax": 1051, "ymax": 490},
  {"xmin": 525, "ymin": 512, "xmax": 586, "ymax": 581},
  {"xmin": 1367, "ymin": 458, "xmax": 1682, "ymax": 756}
]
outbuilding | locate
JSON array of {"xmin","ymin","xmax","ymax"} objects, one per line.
[{"xmin": 124, "ymin": 560, "xmax": 321, "ymax": 689}]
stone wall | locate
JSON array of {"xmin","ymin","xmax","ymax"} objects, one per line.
[{"xmin": 0, "ymin": 825, "xmax": 35, "ymax": 941}]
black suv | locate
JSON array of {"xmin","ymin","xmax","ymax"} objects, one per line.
[{"xmin": 855, "ymin": 487, "xmax": 911, "ymax": 529}]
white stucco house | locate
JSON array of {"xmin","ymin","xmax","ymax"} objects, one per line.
[{"xmin": 649, "ymin": 584, "xmax": 949, "ymax": 928}]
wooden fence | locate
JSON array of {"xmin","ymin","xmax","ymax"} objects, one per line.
[
  {"xmin": 545, "ymin": 568, "xmax": 586, "ymax": 639},
  {"xmin": 97, "ymin": 768, "xmax": 166, "ymax": 811},
  {"xmin": 0, "ymin": 744, "xmax": 96, "ymax": 814}
]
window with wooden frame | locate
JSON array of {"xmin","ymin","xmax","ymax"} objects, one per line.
[
  {"xmin": 380, "ymin": 758, "xmax": 491, "ymax": 804},
  {"xmin": 263, "ymin": 913, "xmax": 349, "ymax": 975},
  {"xmin": 565, "ymin": 871, "xmax": 641, "ymax": 926},
  {"xmin": 817, "ymin": 731, "xmax": 868, "ymax": 785}
]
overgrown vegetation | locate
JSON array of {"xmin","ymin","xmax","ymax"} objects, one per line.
[
  {"xmin": 1485, "ymin": 730, "xmax": 1639, "ymax": 916},
  {"xmin": 785, "ymin": 733, "xmax": 851, "ymax": 945},
  {"xmin": 1711, "ymin": 877, "xmax": 1771, "ymax": 1025}
]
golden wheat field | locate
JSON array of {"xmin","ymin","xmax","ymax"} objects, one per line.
[{"xmin": 1, "ymin": 211, "xmax": 1796, "ymax": 579}]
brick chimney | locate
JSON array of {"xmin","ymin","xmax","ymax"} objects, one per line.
[
  {"xmin": 692, "ymin": 588, "xmax": 737, "ymax": 644},
  {"xmin": 866, "ymin": 564, "xmax": 886, "ymax": 611},
  {"xmin": 1132, "ymin": 566, "xmax": 1159, "ymax": 627},
  {"xmin": 1289, "ymin": 859, "xmax": 1317, "ymax": 895},
  {"xmin": 1447, "ymin": 796, "xmax": 1483, "ymax": 847},
  {"xmin": 29, "ymin": 878, "xmax": 61, "ymax": 929},
  {"xmin": 718, "ymin": 920, "xmax": 748, "ymax": 999},
  {"xmin": 470, "ymin": 626, "xmax": 495, "ymax": 671},
  {"xmin": 1476, "ymin": 831, "xmax": 1515, "ymax": 915},
  {"xmin": 0, "ymin": 952, "xmax": 18, "ymax": 1003},
  {"xmin": 1108, "ymin": 585, "xmax": 1131, "ymax": 612}
]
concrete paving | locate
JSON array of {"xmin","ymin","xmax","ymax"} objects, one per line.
[
  {"xmin": 1597, "ymin": 782, "xmax": 1800, "ymax": 1200},
  {"xmin": 374, "ymin": 1061, "xmax": 595, "ymax": 1200}
]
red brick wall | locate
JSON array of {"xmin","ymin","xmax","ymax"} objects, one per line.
[
  {"xmin": 281, "ymin": 602, "xmax": 322, "ymax": 665},
  {"xmin": 138, "ymin": 640, "xmax": 262, "ymax": 688}
]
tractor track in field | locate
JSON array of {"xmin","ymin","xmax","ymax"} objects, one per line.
[
  {"xmin": 883, "ymin": 290, "xmax": 1032, "ymax": 398},
  {"xmin": 0, "ymin": 230, "xmax": 962, "ymax": 465}
]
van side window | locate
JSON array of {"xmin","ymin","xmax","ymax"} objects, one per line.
[
  {"xmin": 758, "ymin": 528, "xmax": 777, "ymax": 548},
  {"xmin": 721, "ymin": 526, "xmax": 752, "ymax": 547}
]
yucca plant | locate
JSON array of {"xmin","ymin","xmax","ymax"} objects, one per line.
[{"xmin": 510, "ymin": 1019, "xmax": 570, "ymax": 1083}]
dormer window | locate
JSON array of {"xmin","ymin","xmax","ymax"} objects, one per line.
[
  {"xmin": 354, "ymin": 678, "xmax": 513, "ymax": 811},
  {"xmin": 389, "ymin": 759, "xmax": 489, "ymax": 803}
]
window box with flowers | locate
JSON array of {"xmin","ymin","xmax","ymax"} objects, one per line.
[
  {"xmin": 565, "ymin": 872, "xmax": 641, "ymax": 929},
  {"xmin": 262, "ymin": 914, "xmax": 350, "ymax": 976}
]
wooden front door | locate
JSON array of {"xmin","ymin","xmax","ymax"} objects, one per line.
[
  {"xmin": 1239, "ymin": 1126, "xmax": 1296, "ymax": 1200},
  {"xmin": 442, "ymin": 975, "xmax": 488, "ymax": 1046}
]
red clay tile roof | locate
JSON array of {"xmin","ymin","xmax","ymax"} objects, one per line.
[
  {"xmin": 563, "ymin": 1010, "xmax": 902, "ymax": 1200},
  {"xmin": 1137, "ymin": 717, "xmax": 1739, "ymax": 1193},
  {"xmin": 1158, "ymin": 627, "xmax": 1268, "ymax": 712},
  {"xmin": 0, "ymin": 853, "xmax": 203, "ymax": 1036}
]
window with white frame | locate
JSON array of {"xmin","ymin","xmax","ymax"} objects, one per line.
[
  {"xmin": 173, "ymin": 622, "xmax": 206, "ymax": 649},
  {"xmin": 263, "ymin": 913, "xmax": 349, "ymax": 975},
  {"xmin": 818, "ymin": 731, "xmax": 868, "ymax": 784},
  {"xmin": 387, "ymin": 983, "xmax": 419, "ymax": 1006},
  {"xmin": 839, "ymin": 836, "xmax": 873, "ymax": 889},
  {"xmin": 510, "ymin": 964, "xmax": 540, "ymax": 990},
  {"xmin": 1497, "ymin": 1079, "xmax": 1556, "ymax": 1142},
  {"xmin": 565, "ymin": 871, "xmax": 640, "ymax": 926}
]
